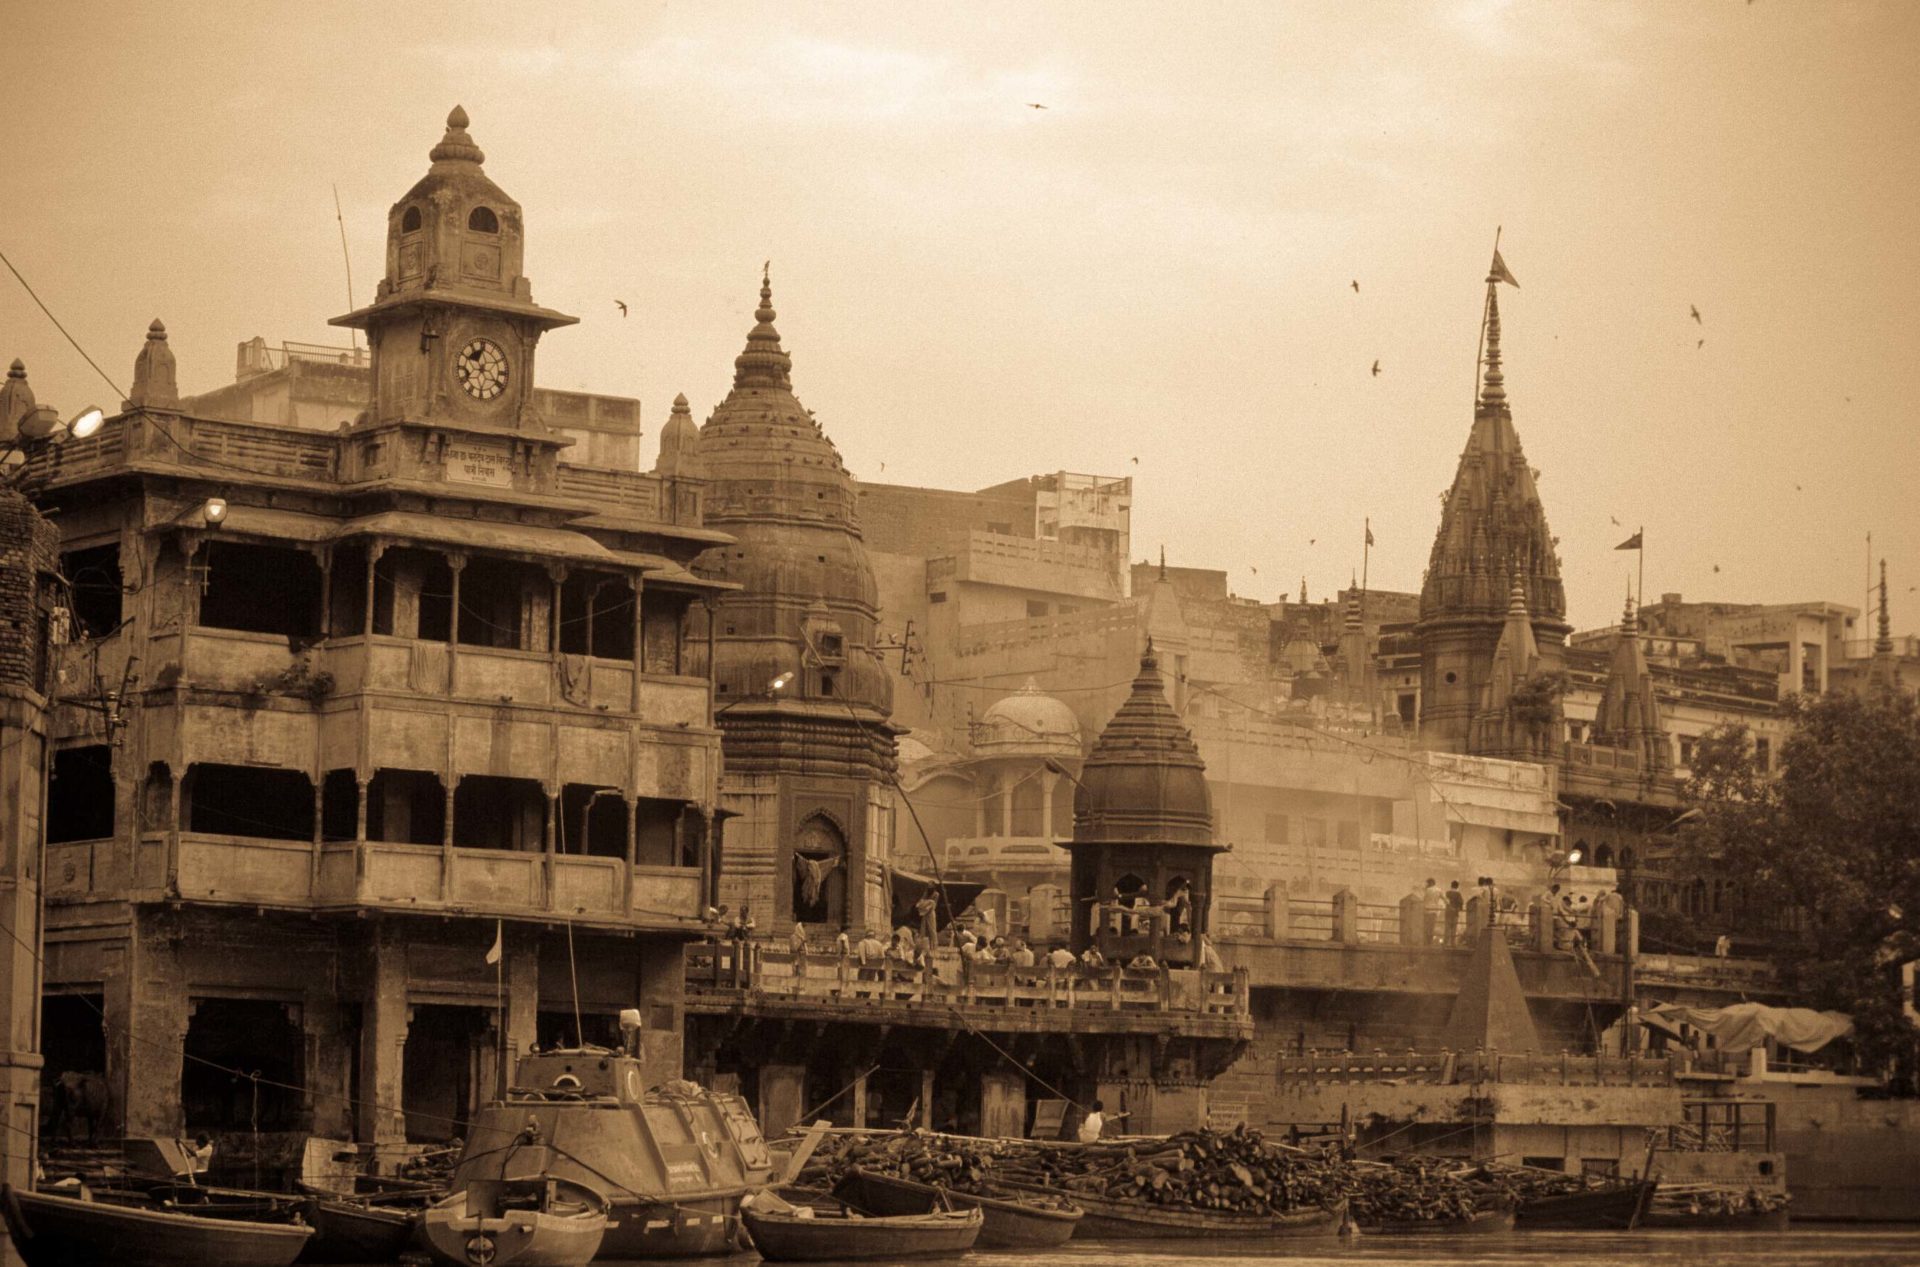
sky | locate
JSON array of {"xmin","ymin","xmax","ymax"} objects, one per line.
[{"xmin": 3, "ymin": 0, "xmax": 1915, "ymax": 634}]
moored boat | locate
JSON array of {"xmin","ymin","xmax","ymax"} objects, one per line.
[
  {"xmin": 1513, "ymin": 1179, "xmax": 1657, "ymax": 1229},
  {"xmin": 993, "ymin": 1181, "xmax": 1345, "ymax": 1240},
  {"xmin": 1, "ymin": 1183, "xmax": 314, "ymax": 1267},
  {"xmin": 1641, "ymin": 1190, "xmax": 1789, "ymax": 1231},
  {"xmin": 1360, "ymin": 1205, "xmax": 1516, "ymax": 1236},
  {"xmin": 421, "ymin": 1176, "xmax": 607, "ymax": 1267},
  {"xmin": 295, "ymin": 1194, "xmax": 419, "ymax": 1263},
  {"xmin": 834, "ymin": 1165, "xmax": 1081, "ymax": 1247},
  {"xmin": 740, "ymin": 1188, "xmax": 983, "ymax": 1261},
  {"xmin": 446, "ymin": 1043, "xmax": 772, "ymax": 1259}
]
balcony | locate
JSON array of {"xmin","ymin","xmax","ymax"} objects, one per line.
[
  {"xmin": 48, "ymin": 832, "xmax": 704, "ymax": 931},
  {"xmin": 684, "ymin": 941, "xmax": 1251, "ymax": 1040}
]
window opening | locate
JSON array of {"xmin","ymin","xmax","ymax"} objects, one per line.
[
  {"xmin": 62, "ymin": 543, "xmax": 122, "ymax": 637},
  {"xmin": 467, "ymin": 206, "xmax": 499, "ymax": 233},
  {"xmin": 184, "ymin": 764, "xmax": 314, "ymax": 840},
  {"xmin": 49, "ymin": 746, "xmax": 114, "ymax": 843},
  {"xmin": 199, "ymin": 540, "xmax": 323, "ymax": 640}
]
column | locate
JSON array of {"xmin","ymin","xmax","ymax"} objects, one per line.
[
  {"xmin": 542, "ymin": 789, "xmax": 559, "ymax": 910},
  {"xmin": 505, "ymin": 931, "xmax": 538, "ymax": 1069},
  {"xmin": 1039, "ymin": 768, "xmax": 1056, "ymax": 839},
  {"xmin": 999, "ymin": 773, "xmax": 1013, "ymax": 837},
  {"xmin": 445, "ymin": 553, "xmax": 464, "ymax": 695},
  {"xmin": 851, "ymin": 1069, "xmax": 869, "ymax": 1129},
  {"xmin": 623, "ymin": 797, "xmax": 639, "ymax": 914},
  {"xmin": 760, "ymin": 1064, "xmax": 806, "ymax": 1141},
  {"xmin": 303, "ymin": 992, "xmax": 355, "ymax": 1139},
  {"xmin": 359, "ymin": 930, "xmax": 409, "ymax": 1146},
  {"xmin": 629, "ymin": 572, "xmax": 646, "ymax": 712},
  {"xmin": 636, "ymin": 935, "xmax": 685, "ymax": 1082},
  {"xmin": 108, "ymin": 917, "xmax": 189, "ymax": 1136},
  {"xmin": 919, "ymin": 1069, "xmax": 935, "ymax": 1130},
  {"xmin": 980, "ymin": 1069, "xmax": 1026, "ymax": 1140}
]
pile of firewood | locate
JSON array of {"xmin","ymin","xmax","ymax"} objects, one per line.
[{"xmin": 1339, "ymin": 1157, "xmax": 1481, "ymax": 1224}]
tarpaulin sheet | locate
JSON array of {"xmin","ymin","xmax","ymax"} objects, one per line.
[{"xmin": 1643, "ymin": 1001, "xmax": 1853, "ymax": 1053}]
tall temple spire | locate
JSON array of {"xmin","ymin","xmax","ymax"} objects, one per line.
[{"xmin": 1478, "ymin": 281, "xmax": 1507, "ymax": 413}]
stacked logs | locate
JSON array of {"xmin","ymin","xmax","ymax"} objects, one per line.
[{"xmin": 1338, "ymin": 1157, "xmax": 1481, "ymax": 1225}]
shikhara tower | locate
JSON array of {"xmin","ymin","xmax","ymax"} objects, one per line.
[{"xmin": 1417, "ymin": 262, "xmax": 1568, "ymax": 752}]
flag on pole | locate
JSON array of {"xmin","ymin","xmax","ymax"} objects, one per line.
[
  {"xmin": 1489, "ymin": 249, "xmax": 1520, "ymax": 288},
  {"xmin": 1615, "ymin": 531, "xmax": 1643, "ymax": 551},
  {"xmin": 485, "ymin": 919, "xmax": 503, "ymax": 965},
  {"xmin": 1365, "ymin": 521, "xmax": 1375, "ymax": 547}
]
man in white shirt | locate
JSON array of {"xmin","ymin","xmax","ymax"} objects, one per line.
[
  {"xmin": 1078, "ymin": 1100, "xmax": 1106, "ymax": 1143},
  {"xmin": 1048, "ymin": 946, "xmax": 1076, "ymax": 971}
]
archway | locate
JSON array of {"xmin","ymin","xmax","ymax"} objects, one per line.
[{"xmin": 791, "ymin": 814, "xmax": 847, "ymax": 928}]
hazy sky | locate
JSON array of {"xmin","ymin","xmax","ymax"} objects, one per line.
[{"xmin": 4, "ymin": 1, "xmax": 1914, "ymax": 632}]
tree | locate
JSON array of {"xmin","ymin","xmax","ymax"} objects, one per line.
[{"xmin": 1678, "ymin": 691, "xmax": 1920, "ymax": 1082}]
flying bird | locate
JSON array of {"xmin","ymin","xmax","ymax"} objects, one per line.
[
  {"xmin": 1610, "ymin": 516, "xmax": 1622, "ymax": 526},
  {"xmin": 1026, "ymin": 102, "xmax": 1048, "ymax": 110},
  {"xmin": 1795, "ymin": 484, "xmax": 1803, "ymax": 491},
  {"xmin": 1713, "ymin": 565, "xmax": 1721, "ymax": 573},
  {"xmin": 1696, "ymin": 338, "xmax": 1704, "ymax": 349},
  {"xmin": 1131, "ymin": 456, "xmax": 1139, "ymax": 464},
  {"xmin": 1690, "ymin": 305, "xmax": 1702, "ymax": 324},
  {"xmin": 614, "ymin": 300, "xmax": 628, "ymax": 317},
  {"xmin": 1350, "ymin": 280, "xmax": 1360, "ymax": 293},
  {"xmin": 1308, "ymin": 538, "xmax": 1317, "ymax": 546},
  {"xmin": 1370, "ymin": 360, "xmax": 1381, "ymax": 377}
]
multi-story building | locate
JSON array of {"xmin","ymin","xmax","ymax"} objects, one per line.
[{"xmin": 17, "ymin": 108, "xmax": 727, "ymax": 1167}]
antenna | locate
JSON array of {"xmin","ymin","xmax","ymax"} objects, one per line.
[{"xmin": 332, "ymin": 184, "xmax": 358, "ymax": 352}]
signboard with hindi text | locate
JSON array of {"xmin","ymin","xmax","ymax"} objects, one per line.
[{"xmin": 443, "ymin": 441, "xmax": 512, "ymax": 487}]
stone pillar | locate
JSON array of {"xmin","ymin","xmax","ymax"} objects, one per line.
[
  {"xmin": 635, "ymin": 936, "xmax": 684, "ymax": 1083},
  {"xmin": 999, "ymin": 773, "xmax": 1013, "ymax": 838},
  {"xmin": 919, "ymin": 1068, "xmax": 935, "ymax": 1130},
  {"xmin": 1398, "ymin": 893, "xmax": 1422, "ymax": 945},
  {"xmin": 760, "ymin": 1064, "xmax": 806, "ymax": 1141},
  {"xmin": 851, "ymin": 1070, "xmax": 869, "ymax": 1129},
  {"xmin": 980, "ymin": 1069, "xmax": 1026, "ymax": 1140},
  {"xmin": 1028, "ymin": 884, "xmax": 1058, "ymax": 941},
  {"xmin": 1264, "ymin": 883, "xmax": 1289, "ymax": 940},
  {"xmin": 1039, "ymin": 769, "xmax": 1056, "ymax": 839},
  {"xmin": 1625, "ymin": 906, "xmax": 1640, "ymax": 958},
  {"xmin": 1532, "ymin": 895, "xmax": 1555, "ymax": 953},
  {"xmin": 1594, "ymin": 892, "xmax": 1621, "ymax": 955},
  {"xmin": 303, "ymin": 992, "xmax": 355, "ymax": 1139},
  {"xmin": 108, "ymin": 915, "xmax": 189, "ymax": 1136},
  {"xmin": 629, "ymin": 572, "xmax": 646, "ymax": 712},
  {"xmin": 1331, "ymin": 888, "xmax": 1359, "ymax": 944},
  {"xmin": 359, "ymin": 931, "xmax": 409, "ymax": 1145},
  {"xmin": 505, "ymin": 931, "xmax": 538, "ymax": 1067}
]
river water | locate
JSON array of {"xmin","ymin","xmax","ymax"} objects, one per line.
[{"xmin": 564, "ymin": 1229, "xmax": 1920, "ymax": 1267}]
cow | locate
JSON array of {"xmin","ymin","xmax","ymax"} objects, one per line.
[{"xmin": 46, "ymin": 1071, "xmax": 112, "ymax": 1144}]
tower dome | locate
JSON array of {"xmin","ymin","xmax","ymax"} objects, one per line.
[
  {"xmin": 976, "ymin": 679, "xmax": 1082, "ymax": 756},
  {"xmin": 1073, "ymin": 645, "xmax": 1212, "ymax": 845},
  {"xmin": 652, "ymin": 392, "xmax": 704, "ymax": 478}
]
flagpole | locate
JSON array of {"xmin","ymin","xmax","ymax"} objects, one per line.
[
  {"xmin": 1638, "ymin": 526, "xmax": 1645, "ymax": 615},
  {"xmin": 1472, "ymin": 226, "xmax": 1504, "ymax": 408}
]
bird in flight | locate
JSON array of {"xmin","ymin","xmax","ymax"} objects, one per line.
[
  {"xmin": 1308, "ymin": 538, "xmax": 1317, "ymax": 546},
  {"xmin": 1350, "ymin": 280, "xmax": 1360, "ymax": 293},
  {"xmin": 1713, "ymin": 564, "xmax": 1722, "ymax": 573},
  {"xmin": 614, "ymin": 300, "xmax": 628, "ymax": 317},
  {"xmin": 1690, "ymin": 305, "xmax": 1702, "ymax": 324},
  {"xmin": 1131, "ymin": 456, "xmax": 1139, "ymax": 464},
  {"xmin": 1370, "ymin": 360, "xmax": 1381, "ymax": 377},
  {"xmin": 1027, "ymin": 102, "xmax": 1048, "ymax": 110},
  {"xmin": 1697, "ymin": 338, "xmax": 1705, "ymax": 349}
]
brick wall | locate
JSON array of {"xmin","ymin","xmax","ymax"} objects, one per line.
[{"xmin": 0, "ymin": 489, "xmax": 60, "ymax": 692}]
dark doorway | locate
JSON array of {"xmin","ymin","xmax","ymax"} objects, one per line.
[
  {"xmin": 40, "ymin": 994, "xmax": 108, "ymax": 1138},
  {"xmin": 454, "ymin": 776, "xmax": 546, "ymax": 851},
  {"xmin": 182, "ymin": 998, "xmax": 306, "ymax": 1131},
  {"xmin": 368, "ymin": 769, "xmax": 446, "ymax": 845},
  {"xmin": 403, "ymin": 1005, "xmax": 490, "ymax": 1143},
  {"xmin": 49, "ymin": 746, "xmax": 115, "ymax": 843}
]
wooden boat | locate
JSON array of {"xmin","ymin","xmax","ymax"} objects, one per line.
[
  {"xmin": 740, "ymin": 1188, "xmax": 983, "ymax": 1261},
  {"xmin": 993, "ymin": 1181, "xmax": 1345, "ymax": 1240},
  {"xmin": 1360, "ymin": 1205, "xmax": 1516, "ymax": 1236},
  {"xmin": 295, "ymin": 1194, "xmax": 420, "ymax": 1262},
  {"xmin": 140, "ymin": 1182, "xmax": 306, "ymax": 1222},
  {"xmin": 1513, "ymin": 1179, "xmax": 1656, "ymax": 1230},
  {"xmin": 1641, "ymin": 1201, "xmax": 1789, "ymax": 1231},
  {"xmin": 1, "ymin": 1183, "xmax": 314, "ymax": 1267},
  {"xmin": 421, "ymin": 1176, "xmax": 607, "ymax": 1267},
  {"xmin": 834, "ymin": 1166, "xmax": 1081, "ymax": 1248}
]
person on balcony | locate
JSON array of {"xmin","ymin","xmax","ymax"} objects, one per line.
[
  {"xmin": 1444, "ymin": 880, "xmax": 1464, "ymax": 946},
  {"xmin": 914, "ymin": 890, "xmax": 939, "ymax": 948},
  {"xmin": 1047, "ymin": 945, "xmax": 1075, "ymax": 972},
  {"xmin": 1422, "ymin": 878, "xmax": 1445, "ymax": 944},
  {"xmin": 1198, "ymin": 934, "xmax": 1224, "ymax": 973}
]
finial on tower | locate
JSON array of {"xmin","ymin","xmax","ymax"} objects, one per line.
[
  {"xmin": 430, "ymin": 105, "xmax": 485, "ymax": 165},
  {"xmin": 1506, "ymin": 571, "xmax": 1530, "ymax": 618},
  {"xmin": 1621, "ymin": 582, "xmax": 1638, "ymax": 633},
  {"xmin": 1158, "ymin": 545, "xmax": 1167, "ymax": 581}
]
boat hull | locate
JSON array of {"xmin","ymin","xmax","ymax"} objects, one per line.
[
  {"xmin": 422, "ymin": 1199, "xmax": 607, "ymax": 1267},
  {"xmin": 1642, "ymin": 1205, "xmax": 1789, "ymax": 1231},
  {"xmin": 1514, "ymin": 1180, "xmax": 1657, "ymax": 1230},
  {"xmin": 995, "ymin": 1182, "xmax": 1345, "ymax": 1240},
  {"xmin": 2, "ymin": 1184, "xmax": 314, "ymax": 1267},
  {"xmin": 835, "ymin": 1167, "xmax": 1081, "ymax": 1247},
  {"xmin": 741, "ymin": 1204, "xmax": 982, "ymax": 1261},
  {"xmin": 296, "ymin": 1197, "xmax": 418, "ymax": 1263},
  {"xmin": 1361, "ymin": 1206, "xmax": 1516, "ymax": 1236},
  {"xmin": 600, "ymin": 1191, "xmax": 743, "ymax": 1258}
]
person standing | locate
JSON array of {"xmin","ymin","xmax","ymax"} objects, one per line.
[
  {"xmin": 1444, "ymin": 880, "xmax": 1463, "ymax": 947},
  {"xmin": 914, "ymin": 889, "xmax": 939, "ymax": 949},
  {"xmin": 1079, "ymin": 1100, "xmax": 1107, "ymax": 1143},
  {"xmin": 1421, "ymin": 878, "xmax": 1445, "ymax": 945}
]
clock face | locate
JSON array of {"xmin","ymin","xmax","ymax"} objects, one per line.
[{"xmin": 455, "ymin": 338, "xmax": 508, "ymax": 400}]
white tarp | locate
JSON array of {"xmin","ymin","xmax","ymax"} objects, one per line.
[{"xmin": 1644, "ymin": 1001, "xmax": 1854, "ymax": 1054}]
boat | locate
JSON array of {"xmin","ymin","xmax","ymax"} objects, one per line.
[
  {"xmin": 1641, "ymin": 1191, "xmax": 1789, "ymax": 1231},
  {"xmin": 295, "ymin": 1194, "xmax": 420, "ymax": 1262},
  {"xmin": 833, "ymin": 1165, "xmax": 1082, "ymax": 1247},
  {"xmin": 1, "ymin": 1183, "xmax": 315, "ymax": 1267},
  {"xmin": 1359, "ymin": 1205, "xmax": 1516, "ymax": 1236},
  {"xmin": 445, "ymin": 1042, "xmax": 773, "ymax": 1258},
  {"xmin": 421, "ymin": 1176, "xmax": 607, "ymax": 1267},
  {"xmin": 1512, "ymin": 1179, "xmax": 1657, "ymax": 1229},
  {"xmin": 739, "ymin": 1188, "xmax": 983, "ymax": 1261},
  {"xmin": 993, "ymin": 1181, "xmax": 1345, "ymax": 1240}
]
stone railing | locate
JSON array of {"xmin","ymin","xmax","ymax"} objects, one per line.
[
  {"xmin": 684, "ymin": 941, "xmax": 1249, "ymax": 1021},
  {"xmin": 1273, "ymin": 1049, "xmax": 1674, "ymax": 1087}
]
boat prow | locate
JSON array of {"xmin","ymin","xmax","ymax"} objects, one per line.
[
  {"xmin": 740, "ymin": 1188, "xmax": 983, "ymax": 1261},
  {"xmin": 2, "ymin": 1183, "xmax": 314, "ymax": 1267},
  {"xmin": 421, "ymin": 1177, "xmax": 607, "ymax": 1267}
]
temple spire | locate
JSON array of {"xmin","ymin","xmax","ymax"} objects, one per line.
[
  {"xmin": 1877, "ymin": 558, "xmax": 1893, "ymax": 654},
  {"xmin": 732, "ymin": 268, "xmax": 793, "ymax": 390},
  {"xmin": 1478, "ymin": 282, "xmax": 1507, "ymax": 412}
]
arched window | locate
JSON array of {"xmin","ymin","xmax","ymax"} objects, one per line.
[
  {"xmin": 1594, "ymin": 843, "xmax": 1615, "ymax": 869},
  {"xmin": 467, "ymin": 206, "xmax": 499, "ymax": 233},
  {"xmin": 400, "ymin": 205, "xmax": 422, "ymax": 233},
  {"xmin": 791, "ymin": 814, "xmax": 846, "ymax": 926}
]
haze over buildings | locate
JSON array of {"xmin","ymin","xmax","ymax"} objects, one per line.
[{"xmin": 4, "ymin": 2, "xmax": 1916, "ymax": 633}]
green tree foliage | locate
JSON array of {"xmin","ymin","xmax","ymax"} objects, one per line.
[{"xmin": 1679, "ymin": 692, "xmax": 1920, "ymax": 1078}]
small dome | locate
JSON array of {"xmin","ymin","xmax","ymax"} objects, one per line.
[
  {"xmin": 1073, "ymin": 645, "xmax": 1213, "ymax": 845},
  {"xmin": 976, "ymin": 679, "xmax": 1082, "ymax": 755}
]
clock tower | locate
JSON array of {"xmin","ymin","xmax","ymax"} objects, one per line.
[{"xmin": 331, "ymin": 107, "xmax": 577, "ymax": 485}]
